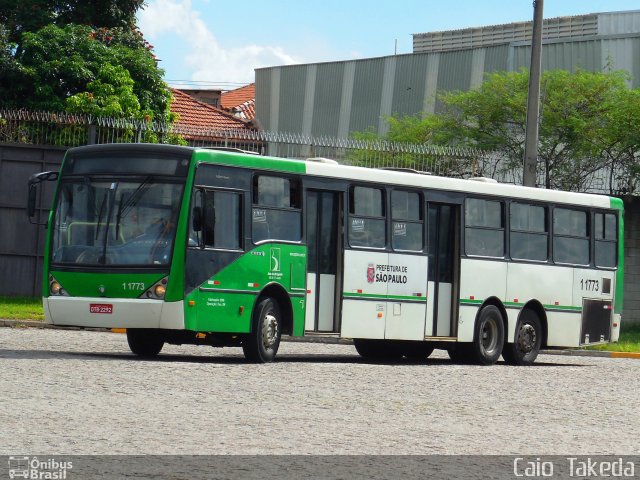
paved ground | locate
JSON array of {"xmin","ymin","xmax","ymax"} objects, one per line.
[{"xmin": 1, "ymin": 327, "xmax": 639, "ymax": 455}]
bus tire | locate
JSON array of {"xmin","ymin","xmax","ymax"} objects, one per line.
[
  {"xmin": 470, "ymin": 305, "xmax": 505, "ymax": 365},
  {"xmin": 127, "ymin": 329, "xmax": 164, "ymax": 357},
  {"xmin": 242, "ymin": 297, "xmax": 281, "ymax": 363},
  {"xmin": 353, "ymin": 339, "xmax": 403, "ymax": 361},
  {"xmin": 403, "ymin": 341, "xmax": 435, "ymax": 361},
  {"xmin": 502, "ymin": 309, "xmax": 542, "ymax": 366}
]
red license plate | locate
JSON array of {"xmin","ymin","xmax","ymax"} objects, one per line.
[{"xmin": 90, "ymin": 303, "xmax": 113, "ymax": 314}]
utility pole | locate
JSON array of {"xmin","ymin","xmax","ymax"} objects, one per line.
[{"xmin": 523, "ymin": 0, "xmax": 544, "ymax": 187}]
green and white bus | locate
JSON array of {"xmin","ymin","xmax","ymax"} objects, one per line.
[{"xmin": 28, "ymin": 144, "xmax": 624, "ymax": 364}]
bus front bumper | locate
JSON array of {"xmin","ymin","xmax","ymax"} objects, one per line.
[{"xmin": 44, "ymin": 297, "xmax": 185, "ymax": 330}]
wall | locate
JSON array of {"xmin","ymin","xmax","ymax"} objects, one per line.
[{"xmin": 0, "ymin": 144, "xmax": 64, "ymax": 297}]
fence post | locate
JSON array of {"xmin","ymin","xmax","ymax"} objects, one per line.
[{"xmin": 87, "ymin": 124, "xmax": 97, "ymax": 145}]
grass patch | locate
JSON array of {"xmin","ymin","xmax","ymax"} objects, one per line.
[
  {"xmin": 0, "ymin": 296, "xmax": 44, "ymax": 321},
  {"xmin": 586, "ymin": 323, "xmax": 640, "ymax": 353}
]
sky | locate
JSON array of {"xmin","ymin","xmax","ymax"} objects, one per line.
[{"xmin": 137, "ymin": 0, "xmax": 640, "ymax": 90}]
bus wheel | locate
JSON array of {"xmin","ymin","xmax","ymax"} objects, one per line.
[
  {"xmin": 470, "ymin": 305, "xmax": 504, "ymax": 365},
  {"xmin": 403, "ymin": 341, "xmax": 435, "ymax": 361},
  {"xmin": 127, "ymin": 329, "xmax": 164, "ymax": 357},
  {"xmin": 353, "ymin": 339, "xmax": 403, "ymax": 361},
  {"xmin": 503, "ymin": 309, "xmax": 542, "ymax": 366},
  {"xmin": 242, "ymin": 297, "xmax": 281, "ymax": 363}
]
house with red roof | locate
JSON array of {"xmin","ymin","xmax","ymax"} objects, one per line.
[
  {"xmin": 169, "ymin": 88, "xmax": 261, "ymax": 149},
  {"xmin": 221, "ymin": 83, "xmax": 256, "ymax": 121}
]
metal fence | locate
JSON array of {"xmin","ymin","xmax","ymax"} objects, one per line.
[{"xmin": 0, "ymin": 108, "xmax": 634, "ymax": 194}]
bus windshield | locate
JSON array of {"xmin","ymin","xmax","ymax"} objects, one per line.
[{"xmin": 51, "ymin": 177, "xmax": 184, "ymax": 267}]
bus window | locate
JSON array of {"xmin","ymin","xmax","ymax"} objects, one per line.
[
  {"xmin": 464, "ymin": 198, "xmax": 504, "ymax": 257},
  {"xmin": 348, "ymin": 186, "xmax": 385, "ymax": 248},
  {"xmin": 553, "ymin": 208, "xmax": 589, "ymax": 265},
  {"xmin": 191, "ymin": 190, "xmax": 242, "ymax": 250},
  {"xmin": 510, "ymin": 202, "xmax": 548, "ymax": 261},
  {"xmin": 391, "ymin": 190, "xmax": 423, "ymax": 252},
  {"xmin": 252, "ymin": 175, "xmax": 301, "ymax": 242},
  {"xmin": 595, "ymin": 212, "xmax": 617, "ymax": 268}
]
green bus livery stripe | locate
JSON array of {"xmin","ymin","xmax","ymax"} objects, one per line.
[
  {"xmin": 343, "ymin": 292, "xmax": 427, "ymax": 302},
  {"xmin": 610, "ymin": 196, "xmax": 625, "ymax": 316},
  {"xmin": 193, "ymin": 151, "xmax": 307, "ymax": 174},
  {"xmin": 459, "ymin": 299, "xmax": 582, "ymax": 312}
]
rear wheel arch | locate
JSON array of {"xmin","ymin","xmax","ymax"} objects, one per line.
[{"xmin": 478, "ymin": 297, "xmax": 508, "ymax": 332}]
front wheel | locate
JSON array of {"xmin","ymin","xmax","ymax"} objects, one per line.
[
  {"xmin": 127, "ymin": 329, "xmax": 164, "ymax": 357},
  {"xmin": 469, "ymin": 305, "xmax": 505, "ymax": 365},
  {"xmin": 242, "ymin": 297, "xmax": 282, "ymax": 363},
  {"xmin": 502, "ymin": 309, "xmax": 542, "ymax": 366}
]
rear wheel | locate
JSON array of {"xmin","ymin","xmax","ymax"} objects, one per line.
[
  {"xmin": 242, "ymin": 297, "xmax": 282, "ymax": 363},
  {"xmin": 469, "ymin": 305, "xmax": 504, "ymax": 365},
  {"xmin": 127, "ymin": 329, "xmax": 164, "ymax": 357},
  {"xmin": 502, "ymin": 309, "xmax": 542, "ymax": 366}
]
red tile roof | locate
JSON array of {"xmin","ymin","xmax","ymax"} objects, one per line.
[
  {"xmin": 170, "ymin": 88, "xmax": 251, "ymax": 133},
  {"xmin": 221, "ymin": 83, "xmax": 256, "ymax": 120}
]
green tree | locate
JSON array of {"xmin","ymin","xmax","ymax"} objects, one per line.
[
  {"xmin": 0, "ymin": 1, "xmax": 172, "ymax": 122},
  {"xmin": 0, "ymin": 0, "xmax": 144, "ymax": 47},
  {"xmin": 357, "ymin": 69, "xmax": 639, "ymax": 192}
]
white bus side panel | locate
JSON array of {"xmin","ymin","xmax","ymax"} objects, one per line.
[
  {"xmin": 385, "ymin": 253, "xmax": 428, "ymax": 340},
  {"xmin": 505, "ymin": 263, "xmax": 574, "ymax": 343},
  {"xmin": 458, "ymin": 259, "xmax": 507, "ymax": 342},
  {"xmin": 45, "ymin": 297, "xmax": 185, "ymax": 329},
  {"xmin": 341, "ymin": 250, "xmax": 388, "ymax": 339},
  {"xmin": 304, "ymin": 273, "xmax": 317, "ymax": 331}
]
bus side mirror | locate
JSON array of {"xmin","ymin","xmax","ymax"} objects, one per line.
[
  {"xmin": 27, "ymin": 171, "xmax": 59, "ymax": 225},
  {"xmin": 27, "ymin": 185, "xmax": 38, "ymax": 218},
  {"xmin": 192, "ymin": 206, "xmax": 202, "ymax": 232}
]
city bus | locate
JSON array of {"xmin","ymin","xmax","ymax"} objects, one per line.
[{"xmin": 28, "ymin": 143, "xmax": 624, "ymax": 365}]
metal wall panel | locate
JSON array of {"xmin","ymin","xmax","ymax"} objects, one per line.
[
  {"xmin": 390, "ymin": 54, "xmax": 429, "ymax": 119},
  {"xmin": 348, "ymin": 58, "xmax": 385, "ymax": 134},
  {"xmin": 598, "ymin": 11, "xmax": 640, "ymax": 35},
  {"xmin": 601, "ymin": 38, "xmax": 636, "ymax": 86},
  {"xmin": 512, "ymin": 39, "xmax": 603, "ymax": 72},
  {"xmin": 312, "ymin": 62, "xmax": 346, "ymax": 137},
  {"xmin": 0, "ymin": 145, "xmax": 64, "ymax": 296},
  {"xmin": 277, "ymin": 65, "xmax": 308, "ymax": 133},
  {"xmin": 254, "ymin": 68, "xmax": 272, "ymax": 130},
  {"xmin": 483, "ymin": 44, "xmax": 510, "ymax": 73},
  {"xmin": 435, "ymin": 49, "xmax": 473, "ymax": 111}
]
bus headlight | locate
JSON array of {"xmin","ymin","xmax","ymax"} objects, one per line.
[
  {"xmin": 141, "ymin": 277, "xmax": 168, "ymax": 300},
  {"xmin": 49, "ymin": 276, "xmax": 69, "ymax": 296},
  {"xmin": 154, "ymin": 284, "xmax": 166, "ymax": 298}
]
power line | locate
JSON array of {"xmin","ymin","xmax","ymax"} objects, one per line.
[{"xmin": 166, "ymin": 79, "xmax": 253, "ymax": 89}]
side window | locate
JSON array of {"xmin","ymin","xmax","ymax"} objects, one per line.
[
  {"xmin": 465, "ymin": 198, "xmax": 504, "ymax": 257},
  {"xmin": 349, "ymin": 186, "xmax": 385, "ymax": 248},
  {"xmin": 190, "ymin": 190, "xmax": 242, "ymax": 250},
  {"xmin": 391, "ymin": 190, "xmax": 423, "ymax": 252},
  {"xmin": 252, "ymin": 175, "xmax": 301, "ymax": 242},
  {"xmin": 553, "ymin": 208, "xmax": 589, "ymax": 265},
  {"xmin": 595, "ymin": 212, "xmax": 617, "ymax": 268},
  {"xmin": 510, "ymin": 202, "xmax": 548, "ymax": 261}
]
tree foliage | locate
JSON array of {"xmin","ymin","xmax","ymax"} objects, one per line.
[
  {"xmin": 357, "ymin": 69, "xmax": 640, "ymax": 193},
  {"xmin": 0, "ymin": 1, "xmax": 172, "ymax": 122}
]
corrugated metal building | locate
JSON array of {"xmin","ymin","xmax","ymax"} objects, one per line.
[{"xmin": 255, "ymin": 10, "xmax": 640, "ymax": 138}]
